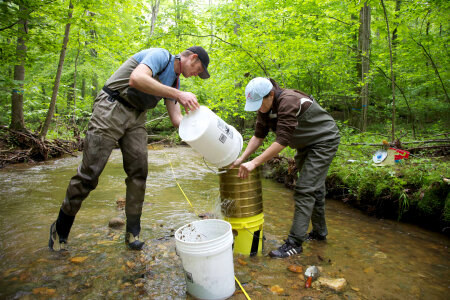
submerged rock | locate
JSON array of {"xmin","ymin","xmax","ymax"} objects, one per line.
[
  {"xmin": 270, "ymin": 285, "xmax": 284, "ymax": 294},
  {"xmin": 33, "ymin": 287, "xmax": 56, "ymax": 296},
  {"xmin": 70, "ymin": 256, "xmax": 88, "ymax": 264},
  {"xmin": 288, "ymin": 264, "xmax": 303, "ymax": 273},
  {"xmin": 198, "ymin": 212, "xmax": 218, "ymax": 219},
  {"xmin": 109, "ymin": 217, "xmax": 125, "ymax": 228},
  {"xmin": 116, "ymin": 197, "xmax": 126, "ymax": 209}
]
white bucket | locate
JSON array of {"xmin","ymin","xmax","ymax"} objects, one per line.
[
  {"xmin": 175, "ymin": 219, "xmax": 235, "ymax": 300},
  {"xmin": 179, "ymin": 106, "xmax": 243, "ymax": 168}
]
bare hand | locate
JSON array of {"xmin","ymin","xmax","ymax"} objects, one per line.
[
  {"xmin": 178, "ymin": 91, "xmax": 200, "ymax": 113},
  {"xmin": 238, "ymin": 161, "xmax": 256, "ymax": 179},
  {"xmin": 229, "ymin": 157, "xmax": 244, "ymax": 169}
]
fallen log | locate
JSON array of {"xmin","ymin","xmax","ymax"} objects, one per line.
[{"xmin": 348, "ymin": 139, "xmax": 449, "ymax": 147}]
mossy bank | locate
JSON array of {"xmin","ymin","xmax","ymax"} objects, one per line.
[{"xmin": 260, "ymin": 130, "xmax": 449, "ymax": 235}]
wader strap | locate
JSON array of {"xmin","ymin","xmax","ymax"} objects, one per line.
[
  {"xmin": 102, "ymin": 85, "xmax": 138, "ymax": 110},
  {"xmin": 250, "ymin": 229, "xmax": 261, "ymax": 257},
  {"xmin": 102, "ymin": 50, "xmax": 174, "ymax": 110},
  {"xmin": 296, "ymin": 97, "xmax": 313, "ymax": 117}
]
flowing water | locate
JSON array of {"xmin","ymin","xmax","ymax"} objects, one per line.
[{"xmin": 0, "ymin": 146, "xmax": 448, "ymax": 299}]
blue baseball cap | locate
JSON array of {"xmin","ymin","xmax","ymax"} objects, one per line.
[{"xmin": 244, "ymin": 77, "xmax": 273, "ymax": 111}]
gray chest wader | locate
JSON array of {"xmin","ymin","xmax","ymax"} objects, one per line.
[
  {"xmin": 51, "ymin": 54, "xmax": 180, "ymax": 251},
  {"xmin": 287, "ymin": 99, "xmax": 340, "ymax": 245}
]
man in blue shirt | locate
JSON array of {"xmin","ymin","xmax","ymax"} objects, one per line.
[{"xmin": 49, "ymin": 46, "xmax": 210, "ymax": 251}]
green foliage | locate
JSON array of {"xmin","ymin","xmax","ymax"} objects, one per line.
[{"xmin": 1, "ymin": 0, "xmax": 449, "ymax": 134}]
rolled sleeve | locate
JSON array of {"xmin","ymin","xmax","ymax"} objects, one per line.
[
  {"xmin": 254, "ymin": 113, "xmax": 269, "ymax": 139},
  {"xmin": 133, "ymin": 48, "xmax": 169, "ymax": 77},
  {"xmin": 254, "ymin": 121, "xmax": 269, "ymax": 139}
]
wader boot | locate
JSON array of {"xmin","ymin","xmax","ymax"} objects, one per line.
[
  {"xmin": 49, "ymin": 209, "xmax": 75, "ymax": 251},
  {"xmin": 125, "ymin": 214, "xmax": 145, "ymax": 250}
]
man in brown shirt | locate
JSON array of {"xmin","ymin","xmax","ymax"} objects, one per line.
[{"xmin": 231, "ymin": 77, "xmax": 340, "ymax": 258}]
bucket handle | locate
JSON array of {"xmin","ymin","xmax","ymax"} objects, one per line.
[{"xmin": 202, "ymin": 157, "xmax": 228, "ymax": 174}]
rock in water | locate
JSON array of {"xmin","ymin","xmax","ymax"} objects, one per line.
[
  {"xmin": 109, "ymin": 217, "xmax": 125, "ymax": 228},
  {"xmin": 316, "ymin": 277, "xmax": 347, "ymax": 292},
  {"xmin": 288, "ymin": 265, "xmax": 303, "ymax": 273},
  {"xmin": 198, "ymin": 212, "xmax": 218, "ymax": 219},
  {"xmin": 116, "ymin": 197, "xmax": 126, "ymax": 209}
]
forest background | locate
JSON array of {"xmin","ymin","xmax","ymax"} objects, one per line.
[{"xmin": 0, "ymin": 0, "xmax": 449, "ymax": 232}]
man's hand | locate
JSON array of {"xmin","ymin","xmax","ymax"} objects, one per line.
[
  {"xmin": 178, "ymin": 91, "xmax": 200, "ymax": 113},
  {"xmin": 229, "ymin": 157, "xmax": 244, "ymax": 169},
  {"xmin": 238, "ymin": 161, "xmax": 256, "ymax": 179}
]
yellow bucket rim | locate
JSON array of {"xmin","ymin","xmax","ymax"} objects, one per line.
[{"xmin": 224, "ymin": 213, "xmax": 264, "ymax": 229}]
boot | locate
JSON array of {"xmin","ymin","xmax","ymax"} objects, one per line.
[
  {"xmin": 125, "ymin": 232, "xmax": 145, "ymax": 250},
  {"xmin": 125, "ymin": 213, "xmax": 145, "ymax": 250},
  {"xmin": 49, "ymin": 209, "xmax": 75, "ymax": 251}
]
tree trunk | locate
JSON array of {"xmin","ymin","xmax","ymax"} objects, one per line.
[
  {"xmin": 81, "ymin": 77, "xmax": 86, "ymax": 99},
  {"xmin": 380, "ymin": 0, "xmax": 396, "ymax": 142},
  {"xmin": 149, "ymin": 0, "xmax": 160, "ymax": 39},
  {"xmin": 358, "ymin": 2, "xmax": 371, "ymax": 132},
  {"xmin": 10, "ymin": 4, "xmax": 28, "ymax": 131},
  {"xmin": 39, "ymin": 0, "xmax": 73, "ymax": 140},
  {"xmin": 392, "ymin": 0, "xmax": 416, "ymax": 137},
  {"xmin": 174, "ymin": 0, "xmax": 181, "ymax": 44},
  {"xmin": 70, "ymin": 41, "xmax": 81, "ymax": 134}
]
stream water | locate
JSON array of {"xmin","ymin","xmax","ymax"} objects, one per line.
[{"xmin": 0, "ymin": 146, "xmax": 448, "ymax": 299}]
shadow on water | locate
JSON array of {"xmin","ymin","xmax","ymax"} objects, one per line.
[{"xmin": 0, "ymin": 146, "xmax": 448, "ymax": 299}]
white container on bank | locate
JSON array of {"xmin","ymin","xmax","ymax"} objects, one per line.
[
  {"xmin": 175, "ymin": 219, "xmax": 235, "ymax": 300},
  {"xmin": 179, "ymin": 106, "xmax": 243, "ymax": 168}
]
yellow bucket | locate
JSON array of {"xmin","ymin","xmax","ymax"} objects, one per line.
[{"xmin": 225, "ymin": 213, "xmax": 264, "ymax": 256}]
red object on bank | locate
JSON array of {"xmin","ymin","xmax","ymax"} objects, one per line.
[
  {"xmin": 389, "ymin": 148, "xmax": 410, "ymax": 161},
  {"xmin": 305, "ymin": 276, "xmax": 313, "ymax": 288}
]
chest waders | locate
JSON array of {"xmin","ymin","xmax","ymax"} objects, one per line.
[
  {"xmin": 287, "ymin": 100, "xmax": 340, "ymax": 246},
  {"xmin": 49, "ymin": 53, "xmax": 177, "ymax": 251},
  {"xmin": 267, "ymin": 99, "xmax": 340, "ymax": 261}
]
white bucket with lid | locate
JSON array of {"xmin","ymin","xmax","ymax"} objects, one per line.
[
  {"xmin": 179, "ymin": 106, "xmax": 243, "ymax": 168},
  {"xmin": 175, "ymin": 219, "xmax": 235, "ymax": 299}
]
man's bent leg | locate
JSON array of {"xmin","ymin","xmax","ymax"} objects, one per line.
[
  {"xmin": 49, "ymin": 133, "xmax": 116, "ymax": 250},
  {"xmin": 62, "ymin": 133, "xmax": 117, "ymax": 215}
]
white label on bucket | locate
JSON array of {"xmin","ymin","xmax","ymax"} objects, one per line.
[
  {"xmin": 219, "ymin": 134, "xmax": 227, "ymax": 143},
  {"xmin": 217, "ymin": 119, "xmax": 233, "ymax": 139}
]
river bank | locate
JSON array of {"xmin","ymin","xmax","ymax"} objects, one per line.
[{"xmin": 262, "ymin": 153, "xmax": 449, "ymax": 236}]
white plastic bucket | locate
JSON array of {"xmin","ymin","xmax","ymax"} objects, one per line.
[
  {"xmin": 179, "ymin": 106, "xmax": 243, "ymax": 168},
  {"xmin": 175, "ymin": 219, "xmax": 235, "ymax": 300}
]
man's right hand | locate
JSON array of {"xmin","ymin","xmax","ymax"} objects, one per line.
[{"xmin": 178, "ymin": 91, "xmax": 200, "ymax": 113}]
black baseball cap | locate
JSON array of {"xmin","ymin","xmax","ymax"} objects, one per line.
[{"xmin": 187, "ymin": 46, "xmax": 210, "ymax": 79}]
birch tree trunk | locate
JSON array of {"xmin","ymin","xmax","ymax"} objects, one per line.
[
  {"xmin": 358, "ymin": 2, "xmax": 371, "ymax": 132},
  {"xmin": 380, "ymin": 0, "xmax": 396, "ymax": 142},
  {"xmin": 10, "ymin": 4, "xmax": 28, "ymax": 131},
  {"xmin": 39, "ymin": 0, "xmax": 73, "ymax": 139},
  {"xmin": 149, "ymin": 0, "xmax": 160, "ymax": 38}
]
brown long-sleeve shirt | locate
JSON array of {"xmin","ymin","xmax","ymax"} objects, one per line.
[{"xmin": 254, "ymin": 88, "xmax": 312, "ymax": 146}]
